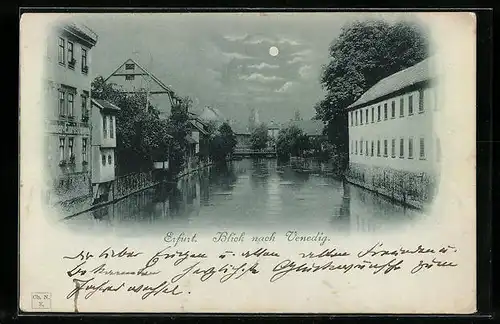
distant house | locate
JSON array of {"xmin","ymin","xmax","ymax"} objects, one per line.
[
  {"xmin": 231, "ymin": 122, "xmax": 251, "ymax": 151},
  {"xmin": 185, "ymin": 113, "xmax": 211, "ymax": 169},
  {"xmin": 288, "ymin": 120, "xmax": 326, "ymax": 139},
  {"xmin": 91, "ymin": 99, "xmax": 120, "ymax": 202}
]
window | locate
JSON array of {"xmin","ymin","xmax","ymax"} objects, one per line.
[
  {"xmin": 351, "ymin": 140, "xmax": 353, "ymax": 154},
  {"xmin": 360, "ymin": 140, "xmax": 363, "ymax": 154},
  {"xmin": 125, "ymin": 74, "xmax": 135, "ymax": 80},
  {"xmin": 377, "ymin": 140, "xmax": 380, "ymax": 156},
  {"xmin": 391, "ymin": 101, "xmax": 395, "ymax": 118},
  {"xmin": 58, "ymin": 37, "xmax": 65, "ymax": 64},
  {"xmin": 419, "ymin": 90, "xmax": 424, "ymax": 113},
  {"xmin": 67, "ymin": 93, "xmax": 74, "ymax": 117},
  {"xmin": 125, "ymin": 63, "xmax": 135, "ymax": 70},
  {"xmin": 365, "ymin": 141, "xmax": 369, "ymax": 156},
  {"xmin": 384, "ymin": 103, "xmax": 388, "ymax": 120},
  {"xmin": 108, "ymin": 154, "xmax": 112, "ymax": 165},
  {"xmin": 400, "ymin": 138, "xmax": 404, "ymax": 158},
  {"xmin": 81, "ymin": 94, "xmax": 88, "ymax": 121},
  {"xmin": 59, "ymin": 137, "xmax": 65, "ymax": 162},
  {"xmin": 365, "ymin": 109, "xmax": 368, "ymax": 124},
  {"xmin": 409, "ymin": 95, "xmax": 414, "ymax": 115},
  {"xmin": 103, "ymin": 116, "xmax": 108, "ymax": 138},
  {"xmin": 355, "ymin": 141, "xmax": 358, "ymax": 154},
  {"xmin": 82, "ymin": 138, "xmax": 88, "ymax": 162},
  {"xmin": 355, "ymin": 111, "xmax": 358, "ymax": 126},
  {"xmin": 391, "ymin": 139, "xmax": 396, "ymax": 157},
  {"xmin": 436, "ymin": 138, "xmax": 441, "ymax": 162},
  {"xmin": 384, "ymin": 139, "xmax": 388, "ymax": 157},
  {"xmin": 67, "ymin": 41, "xmax": 74, "ymax": 66},
  {"xmin": 350, "ymin": 112, "xmax": 353, "ymax": 126},
  {"xmin": 68, "ymin": 137, "xmax": 74, "ymax": 160},
  {"xmin": 371, "ymin": 141, "xmax": 374, "ymax": 156},
  {"xmin": 360, "ymin": 110, "xmax": 363, "ymax": 125},
  {"xmin": 81, "ymin": 48, "xmax": 88, "ymax": 72},
  {"xmin": 102, "ymin": 154, "xmax": 106, "ymax": 166},
  {"xmin": 371, "ymin": 107, "xmax": 374, "ymax": 123},
  {"xmin": 58, "ymin": 90, "xmax": 65, "ymax": 116},
  {"xmin": 110, "ymin": 116, "xmax": 114, "ymax": 139},
  {"xmin": 377, "ymin": 105, "xmax": 381, "ymax": 121},
  {"xmin": 408, "ymin": 138, "xmax": 414, "ymax": 159},
  {"xmin": 419, "ymin": 137, "xmax": 425, "ymax": 159},
  {"xmin": 400, "ymin": 97, "xmax": 404, "ymax": 117}
]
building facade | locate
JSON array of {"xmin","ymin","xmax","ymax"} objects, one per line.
[
  {"xmin": 43, "ymin": 22, "xmax": 98, "ymax": 205},
  {"xmin": 346, "ymin": 58, "xmax": 440, "ymax": 209},
  {"xmin": 91, "ymin": 99, "xmax": 120, "ymax": 202}
]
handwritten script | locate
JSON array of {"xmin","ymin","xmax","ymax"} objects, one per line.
[{"xmin": 61, "ymin": 232, "xmax": 459, "ymax": 307}]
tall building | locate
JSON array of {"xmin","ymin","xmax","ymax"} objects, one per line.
[
  {"xmin": 43, "ymin": 22, "xmax": 98, "ymax": 205},
  {"xmin": 346, "ymin": 57, "xmax": 440, "ymax": 209}
]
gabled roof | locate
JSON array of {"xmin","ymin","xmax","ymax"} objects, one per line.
[
  {"xmin": 91, "ymin": 98, "xmax": 121, "ymax": 111},
  {"xmin": 348, "ymin": 57, "xmax": 435, "ymax": 109},
  {"xmin": 189, "ymin": 119, "xmax": 209, "ymax": 136},
  {"xmin": 288, "ymin": 120, "xmax": 325, "ymax": 136}
]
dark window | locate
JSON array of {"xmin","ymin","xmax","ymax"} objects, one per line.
[
  {"xmin": 420, "ymin": 137, "xmax": 425, "ymax": 159},
  {"xmin": 408, "ymin": 138, "xmax": 414, "ymax": 159},
  {"xmin": 377, "ymin": 140, "xmax": 380, "ymax": 156},
  {"xmin": 400, "ymin": 97, "xmax": 404, "ymax": 117},
  {"xmin": 125, "ymin": 74, "xmax": 135, "ymax": 80},
  {"xmin": 58, "ymin": 37, "xmax": 65, "ymax": 64},
  {"xmin": 59, "ymin": 137, "xmax": 65, "ymax": 162},
  {"xmin": 400, "ymin": 138, "xmax": 404, "ymax": 158},
  {"xmin": 365, "ymin": 109, "xmax": 368, "ymax": 123},
  {"xmin": 67, "ymin": 93, "xmax": 74, "ymax": 117},
  {"xmin": 81, "ymin": 48, "xmax": 88, "ymax": 72},
  {"xmin": 355, "ymin": 141, "xmax": 358, "ymax": 154},
  {"xmin": 371, "ymin": 107, "xmax": 374, "ymax": 123},
  {"xmin": 108, "ymin": 154, "xmax": 112, "ymax": 165},
  {"xmin": 409, "ymin": 95, "xmax": 414, "ymax": 115},
  {"xmin": 125, "ymin": 63, "xmax": 135, "ymax": 70},
  {"xmin": 68, "ymin": 137, "xmax": 74, "ymax": 161},
  {"xmin": 82, "ymin": 138, "xmax": 88, "ymax": 162},
  {"xmin": 350, "ymin": 112, "xmax": 353, "ymax": 126},
  {"xmin": 81, "ymin": 94, "xmax": 88, "ymax": 121},
  {"xmin": 391, "ymin": 101, "xmax": 395, "ymax": 118},
  {"xmin": 360, "ymin": 140, "xmax": 363, "ymax": 154},
  {"xmin": 371, "ymin": 141, "xmax": 374, "ymax": 156},
  {"xmin": 67, "ymin": 41, "xmax": 74, "ymax": 65},
  {"xmin": 391, "ymin": 139, "xmax": 396, "ymax": 157},
  {"xmin": 384, "ymin": 139, "xmax": 388, "ymax": 157},
  {"xmin": 384, "ymin": 103, "xmax": 388, "ymax": 120},
  {"xmin": 102, "ymin": 154, "xmax": 106, "ymax": 166},
  {"xmin": 419, "ymin": 90, "xmax": 425, "ymax": 113},
  {"xmin": 110, "ymin": 116, "xmax": 114, "ymax": 139},
  {"xmin": 377, "ymin": 105, "xmax": 381, "ymax": 121},
  {"xmin": 103, "ymin": 116, "xmax": 108, "ymax": 138},
  {"xmin": 355, "ymin": 111, "xmax": 358, "ymax": 126},
  {"xmin": 58, "ymin": 90, "xmax": 65, "ymax": 116},
  {"xmin": 365, "ymin": 141, "xmax": 368, "ymax": 156}
]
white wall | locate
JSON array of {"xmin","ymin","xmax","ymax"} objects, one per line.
[
  {"xmin": 91, "ymin": 106, "xmax": 116, "ymax": 148},
  {"xmin": 348, "ymin": 86, "xmax": 439, "ymax": 174},
  {"xmin": 92, "ymin": 147, "xmax": 115, "ymax": 183}
]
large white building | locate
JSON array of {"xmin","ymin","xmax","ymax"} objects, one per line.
[
  {"xmin": 43, "ymin": 22, "xmax": 98, "ymax": 205},
  {"xmin": 346, "ymin": 57, "xmax": 440, "ymax": 209}
]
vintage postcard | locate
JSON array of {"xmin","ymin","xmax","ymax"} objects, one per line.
[{"xmin": 19, "ymin": 11, "xmax": 476, "ymax": 314}]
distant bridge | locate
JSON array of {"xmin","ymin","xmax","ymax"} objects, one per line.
[{"xmin": 233, "ymin": 148, "xmax": 277, "ymax": 157}]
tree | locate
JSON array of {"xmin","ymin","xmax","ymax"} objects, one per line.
[
  {"xmin": 276, "ymin": 125, "xmax": 310, "ymax": 158},
  {"xmin": 250, "ymin": 123, "xmax": 269, "ymax": 150},
  {"xmin": 166, "ymin": 96, "xmax": 192, "ymax": 173},
  {"xmin": 209, "ymin": 122, "xmax": 237, "ymax": 162},
  {"xmin": 315, "ymin": 20, "xmax": 429, "ymax": 171}
]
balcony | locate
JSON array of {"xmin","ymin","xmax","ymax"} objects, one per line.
[{"xmin": 68, "ymin": 58, "xmax": 76, "ymax": 69}]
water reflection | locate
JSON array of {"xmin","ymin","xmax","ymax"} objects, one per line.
[{"xmin": 64, "ymin": 158, "xmax": 424, "ymax": 236}]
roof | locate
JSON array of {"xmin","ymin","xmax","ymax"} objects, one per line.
[
  {"xmin": 185, "ymin": 135, "xmax": 198, "ymax": 144},
  {"xmin": 91, "ymin": 98, "xmax": 121, "ymax": 111},
  {"xmin": 189, "ymin": 119, "xmax": 209, "ymax": 136},
  {"xmin": 288, "ymin": 120, "xmax": 325, "ymax": 136},
  {"xmin": 348, "ymin": 57, "xmax": 435, "ymax": 109},
  {"xmin": 230, "ymin": 121, "xmax": 250, "ymax": 135}
]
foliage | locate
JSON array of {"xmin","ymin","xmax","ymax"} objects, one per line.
[
  {"xmin": 276, "ymin": 125, "xmax": 310, "ymax": 158},
  {"xmin": 165, "ymin": 96, "xmax": 192, "ymax": 173},
  {"xmin": 250, "ymin": 123, "xmax": 269, "ymax": 150},
  {"xmin": 209, "ymin": 122, "xmax": 237, "ymax": 162},
  {"xmin": 314, "ymin": 20, "xmax": 429, "ymax": 172}
]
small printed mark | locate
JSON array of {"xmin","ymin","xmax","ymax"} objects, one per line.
[{"xmin": 31, "ymin": 292, "xmax": 51, "ymax": 309}]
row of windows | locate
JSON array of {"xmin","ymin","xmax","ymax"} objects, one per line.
[
  {"xmin": 102, "ymin": 153, "xmax": 114, "ymax": 166},
  {"xmin": 350, "ymin": 137, "xmax": 441, "ymax": 161},
  {"xmin": 103, "ymin": 115, "xmax": 116, "ymax": 139},
  {"xmin": 57, "ymin": 136, "xmax": 88, "ymax": 164},
  {"xmin": 58, "ymin": 37, "xmax": 89, "ymax": 74},
  {"xmin": 58, "ymin": 87, "xmax": 89, "ymax": 121},
  {"xmin": 349, "ymin": 91, "xmax": 427, "ymax": 127}
]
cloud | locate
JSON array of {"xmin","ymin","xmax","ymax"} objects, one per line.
[
  {"xmin": 243, "ymin": 36, "xmax": 275, "ymax": 45},
  {"xmin": 239, "ymin": 73, "xmax": 284, "ymax": 83},
  {"xmin": 287, "ymin": 56, "xmax": 305, "ymax": 64},
  {"xmin": 223, "ymin": 34, "xmax": 248, "ymax": 41},
  {"xmin": 248, "ymin": 62, "xmax": 280, "ymax": 70},
  {"xmin": 221, "ymin": 52, "xmax": 253, "ymax": 60},
  {"xmin": 298, "ymin": 65, "xmax": 312, "ymax": 78},
  {"xmin": 291, "ymin": 49, "xmax": 313, "ymax": 57},
  {"xmin": 278, "ymin": 38, "xmax": 301, "ymax": 46},
  {"xmin": 275, "ymin": 81, "xmax": 294, "ymax": 93}
]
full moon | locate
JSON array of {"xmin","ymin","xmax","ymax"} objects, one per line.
[{"xmin": 269, "ymin": 46, "xmax": 279, "ymax": 56}]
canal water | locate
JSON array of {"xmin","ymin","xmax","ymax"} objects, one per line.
[{"xmin": 63, "ymin": 158, "xmax": 425, "ymax": 236}]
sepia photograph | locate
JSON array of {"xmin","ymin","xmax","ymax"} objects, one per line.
[{"xmin": 19, "ymin": 11, "xmax": 476, "ymax": 314}]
